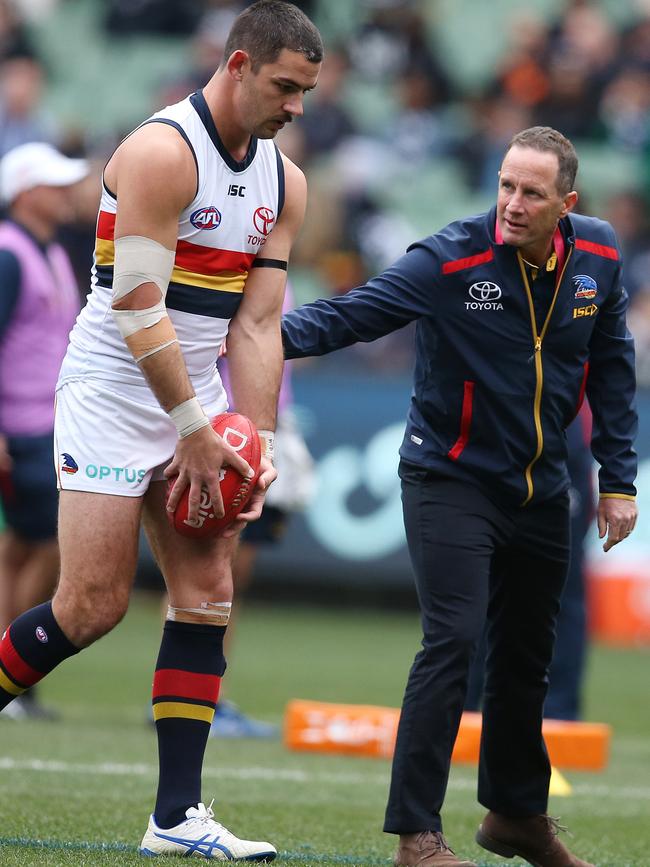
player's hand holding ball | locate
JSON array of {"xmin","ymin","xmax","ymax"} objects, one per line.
[
  {"xmin": 166, "ymin": 413, "xmax": 261, "ymax": 538},
  {"xmin": 220, "ymin": 450, "xmax": 277, "ymax": 538}
]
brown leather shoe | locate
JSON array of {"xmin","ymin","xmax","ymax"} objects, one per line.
[
  {"xmin": 476, "ymin": 811, "xmax": 595, "ymax": 867},
  {"xmin": 395, "ymin": 831, "xmax": 477, "ymax": 867}
]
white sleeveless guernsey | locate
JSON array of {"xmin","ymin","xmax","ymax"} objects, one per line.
[{"xmin": 58, "ymin": 91, "xmax": 284, "ymax": 407}]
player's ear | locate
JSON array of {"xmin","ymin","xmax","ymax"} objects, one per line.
[{"xmin": 226, "ymin": 50, "xmax": 251, "ymax": 82}]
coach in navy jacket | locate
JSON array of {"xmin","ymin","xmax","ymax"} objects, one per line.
[{"xmin": 282, "ymin": 128, "xmax": 637, "ymax": 867}]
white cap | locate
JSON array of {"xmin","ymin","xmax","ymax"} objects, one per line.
[{"xmin": 0, "ymin": 142, "xmax": 89, "ymax": 205}]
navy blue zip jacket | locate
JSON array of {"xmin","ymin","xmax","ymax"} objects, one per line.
[{"xmin": 282, "ymin": 206, "xmax": 637, "ymax": 507}]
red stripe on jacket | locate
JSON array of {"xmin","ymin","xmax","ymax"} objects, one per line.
[
  {"xmin": 577, "ymin": 361, "xmax": 589, "ymax": 411},
  {"xmin": 448, "ymin": 381, "xmax": 475, "ymax": 460},
  {"xmin": 442, "ymin": 249, "xmax": 494, "ymax": 275},
  {"xmin": 574, "ymin": 238, "xmax": 619, "ymax": 260}
]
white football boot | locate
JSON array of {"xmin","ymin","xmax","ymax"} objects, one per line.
[{"xmin": 139, "ymin": 801, "xmax": 277, "ymax": 860}]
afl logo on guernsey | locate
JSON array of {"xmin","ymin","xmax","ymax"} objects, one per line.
[
  {"xmin": 253, "ymin": 206, "xmax": 276, "ymax": 236},
  {"xmin": 35, "ymin": 626, "xmax": 48, "ymax": 643},
  {"xmin": 190, "ymin": 206, "xmax": 222, "ymax": 230}
]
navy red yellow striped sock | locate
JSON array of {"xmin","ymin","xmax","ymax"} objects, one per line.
[
  {"xmin": 153, "ymin": 619, "xmax": 226, "ymax": 829},
  {"xmin": 0, "ymin": 602, "xmax": 79, "ymax": 709}
]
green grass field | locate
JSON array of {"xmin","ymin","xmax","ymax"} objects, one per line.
[{"xmin": 0, "ymin": 593, "xmax": 648, "ymax": 867}]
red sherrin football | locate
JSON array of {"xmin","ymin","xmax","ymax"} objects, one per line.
[{"xmin": 167, "ymin": 412, "xmax": 261, "ymax": 538}]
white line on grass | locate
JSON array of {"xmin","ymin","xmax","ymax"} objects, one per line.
[{"xmin": 1, "ymin": 756, "xmax": 650, "ymax": 802}]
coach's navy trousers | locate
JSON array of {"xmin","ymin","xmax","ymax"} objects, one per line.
[{"xmin": 384, "ymin": 461, "xmax": 570, "ymax": 834}]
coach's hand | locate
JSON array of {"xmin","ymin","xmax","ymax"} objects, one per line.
[
  {"xmin": 164, "ymin": 424, "xmax": 253, "ymax": 524},
  {"xmin": 221, "ymin": 455, "xmax": 277, "ymax": 538},
  {"xmin": 598, "ymin": 497, "xmax": 638, "ymax": 552}
]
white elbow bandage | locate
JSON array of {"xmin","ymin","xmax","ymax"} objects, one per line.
[{"xmin": 111, "ymin": 235, "xmax": 177, "ymax": 360}]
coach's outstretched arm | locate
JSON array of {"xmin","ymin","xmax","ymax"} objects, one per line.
[
  {"xmin": 282, "ymin": 242, "xmax": 438, "ymax": 358},
  {"xmin": 108, "ymin": 123, "xmax": 251, "ymax": 524}
]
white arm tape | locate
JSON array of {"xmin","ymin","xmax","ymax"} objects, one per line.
[
  {"xmin": 112, "ymin": 298, "xmax": 169, "ymax": 339},
  {"xmin": 169, "ymin": 396, "xmax": 210, "ymax": 439},
  {"xmin": 258, "ymin": 429, "xmax": 275, "ymax": 462},
  {"xmin": 111, "ymin": 235, "xmax": 175, "ymax": 339}
]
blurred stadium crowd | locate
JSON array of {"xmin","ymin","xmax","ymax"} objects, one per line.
[{"xmin": 3, "ymin": 0, "xmax": 650, "ymax": 380}]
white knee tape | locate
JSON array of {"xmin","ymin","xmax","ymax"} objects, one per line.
[{"xmin": 167, "ymin": 602, "xmax": 232, "ymax": 626}]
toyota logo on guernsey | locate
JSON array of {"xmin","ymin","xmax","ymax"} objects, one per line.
[
  {"xmin": 466, "ymin": 281, "xmax": 504, "ymax": 311},
  {"xmin": 253, "ymin": 206, "xmax": 275, "ymax": 236}
]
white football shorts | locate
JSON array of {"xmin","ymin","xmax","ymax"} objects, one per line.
[{"xmin": 54, "ymin": 378, "xmax": 227, "ymax": 497}]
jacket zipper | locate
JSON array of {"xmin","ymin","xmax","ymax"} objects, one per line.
[{"xmin": 517, "ymin": 246, "xmax": 573, "ymax": 505}]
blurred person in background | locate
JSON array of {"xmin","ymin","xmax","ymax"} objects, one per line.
[
  {"xmin": 544, "ymin": 404, "xmax": 594, "ymax": 721},
  {"xmin": 349, "ymin": 0, "xmax": 450, "ymax": 98},
  {"xmin": 0, "ymin": 0, "xmax": 36, "ymax": 62},
  {"xmin": 488, "ymin": 12, "xmax": 551, "ymax": 114},
  {"xmin": 0, "ymin": 142, "xmax": 88, "ymax": 721},
  {"xmin": 155, "ymin": 1, "xmax": 246, "ymax": 108},
  {"xmin": 104, "ymin": 0, "xmax": 203, "ymax": 36},
  {"xmin": 604, "ymin": 189, "xmax": 650, "ymax": 387},
  {"xmin": 459, "ymin": 95, "xmax": 533, "ymax": 195},
  {"xmin": 0, "ymin": 52, "xmax": 60, "ymax": 157},
  {"xmin": 0, "ymin": 1, "xmax": 322, "ymax": 858},
  {"xmin": 604, "ymin": 189, "xmax": 650, "ymax": 304},
  {"xmin": 597, "ymin": 66, "xmax": 650, "ymax": 154},
  {"xmin": 295, "ymin": 45, "xmax": 356, "ymax": 164},
  {"xmin": 282, "ymin": 126, "xmax": 637, "ymax": 867},
  {"xmin": 55, "ymin": 153, "xmax": 103, "ymax": 294},
  {"xmin": 388, "ymin": 65, "xmax": 454, "ymax": 166}
]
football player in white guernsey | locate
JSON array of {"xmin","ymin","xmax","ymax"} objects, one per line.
[{"xmin": 0, "ymin": 1, "xmax": 322, "ymax": 859}]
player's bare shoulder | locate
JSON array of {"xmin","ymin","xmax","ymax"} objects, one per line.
[{"xmin": 105, "ymin": 123, "xmax": 197, "ymax": 213}]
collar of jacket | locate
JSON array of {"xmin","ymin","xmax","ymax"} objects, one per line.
[{"xmin": 490, "ymin": 206, "xmax": 572, "ymax": 273}]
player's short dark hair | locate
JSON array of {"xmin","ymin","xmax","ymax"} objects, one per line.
[
  {"xmin": 505, "ymin": 126, "xmax": 578, "ymax": 195},
  {"xmin": 223, "ymin": 1, "xmax": 323, "ymax": 72}
]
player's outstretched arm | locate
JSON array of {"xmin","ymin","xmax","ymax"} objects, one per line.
[{"xmin": 107, "ymin": 124, "xmax": 252, "ymax": 523}]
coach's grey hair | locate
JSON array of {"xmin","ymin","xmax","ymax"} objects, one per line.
[
  {"xmin": 223, "ymin": 0, "xmax": 323, "ymax": 71},
  {"xmin": 505, "ymin": 126, "xmax": 578, "ymax": 195}
]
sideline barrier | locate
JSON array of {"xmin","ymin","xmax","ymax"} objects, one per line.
[
  {"xmin": 284, "ymin": 699, "xmax": 611, "ymax": 771},
  {"xmin": 587, "ymin": 567, "xmax": 650, "ymax": 645}
]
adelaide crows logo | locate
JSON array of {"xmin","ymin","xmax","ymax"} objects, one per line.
[
  {"xmin": 60, "ymin": 453, "xmax": 79, "ymax": 474},
  {"xmin": 573, "ymin": 274, "xmax": 597, "ymax": 300}
]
